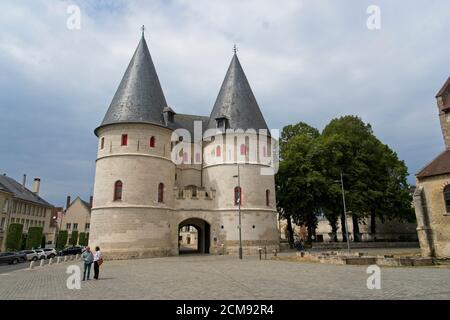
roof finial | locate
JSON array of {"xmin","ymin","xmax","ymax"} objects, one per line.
[
  {"xmin": 141, "ymin": 25, "xmax": 145, "ymax": 36},
  {"xmin": 233, "ymin": 44, "xmax": 238, "ymax": 55}
]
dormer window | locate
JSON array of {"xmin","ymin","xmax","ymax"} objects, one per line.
[
  {"xmin": 215, "ymin": 117, "xmax": 228, "ymax": 131},
  {"xmin": 163, "ymin": 106, "xmax": 176, "ymax": 124}
]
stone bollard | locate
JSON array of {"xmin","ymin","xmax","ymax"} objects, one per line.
[
  {"xmin": 48, "ymin": 257, "xmax": 53, "ymax": 265},
  {"xmin": 272, "ymin": 249, "xmax": 277, "ymax": 257},
  {"xmin": 258, "ymin": 248, "xmax": 262, "ymax": 260},
  {"xmin": 39, "ymin": 259, "xmax": 45, "ymax": 267},
  {"xmin": 64, "ymin": 256, "xmax": 68, "ymax": 262},
  {"xmin": 264, "ymin": 246, "xmax": 267, "ymax": 260},
  {"xmin": 29, "ymin": 261, "xmax": 35, "ymax": 269},
  {"xmin": 57, "ymin": 256, "xmax": 61, "ymax": 264}
]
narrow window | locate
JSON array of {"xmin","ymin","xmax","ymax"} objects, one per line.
[
  {"xmin": 444, "ymin": 185, "xmax": 450, "ymax": 213},
  {"xmin": 234, "ymin": 186, "xmax": 242, "ymax": 206},
  {"xmin": 240, "ymin": 144, "xmax": 246, "ymax": 155},
  {"xmin": 100, "ymin": 137, "xmax": 105, "ymax": 149},
  {"xmin": 266, "ymin": 189, "xmax": 270, "ymax": 206},
  {"xmin": 158, "ymin": 183, "xmax": 164, "ymax": 203},
  {"xmin": 121, "ymin": 134, "xmax": 128, "ymax": 146},
  {"xmin": 195, "ymin": 153, "xmax": 201, "ymax": 163},
  {"xmin": 114, "ymin": 180, "xmax": 123, "ymax": 201},
  {"xmin": 150, "ymin": 136, "xmax": 155, "ymax": 148},
  {"xmin": 216, "ymin": 145, "xmax": 221, "ymax": 157}
]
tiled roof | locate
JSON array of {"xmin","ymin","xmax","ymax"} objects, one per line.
[
  {"xmin": 0, "ymin": 175, "xmax": 52, "ymax": 207},
  {"xmin": 416, "ymin": 149, "xmax": 450, "ymax": 179}
]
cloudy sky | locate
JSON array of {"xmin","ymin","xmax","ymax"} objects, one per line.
[{"xmin": 0, "ymin": 0, "xmax": 449, "ymax": 206}]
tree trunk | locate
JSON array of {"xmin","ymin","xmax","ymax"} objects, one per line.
[
  {"xmin": 352, "ymin": 215, "xmax": 360, "ymax": 242},
  {"xmin": 340, "ymin": 213, "xmax": 347, "ymax": 242},
  {"xmin": 286, "ymin": 215, "xmax": 295, "ymax": 249},
  {"xmin": 329, "ymin": 218, "xmax": 338, "ymax": 242},
  {"xmin": 370, "ymin": 211, "xmax": 376, "ymax": 239}
]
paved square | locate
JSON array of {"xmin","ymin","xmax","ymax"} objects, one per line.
[{"xmin": 0, "ymin": 254, "xmax": 449, "ymax": 299}]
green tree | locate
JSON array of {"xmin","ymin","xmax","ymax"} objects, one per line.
[
  {"xmin": 69, "ymin": 231, "xmax": 79, "ymax": 246},
  {"xmin": 6, "ymin": 223, "xmax": 23, "ymax": 251},
  {"xmin": 276, "ymin": 122, "xmax": 325, "ymax": 244},
  {"xmin": 78, "ymin": 232, "xmax": 87, "ymax": 246},
  {"xmin": 56, "ymin": 230, "xmax": 68, "ymax": 250},
  {"xmin": 41, "ymin": 235, "xmax": 46, "ymax": 248},
  {"xmin": 26, "ymin": 227, "xmax": 43, "ymax": 249}
]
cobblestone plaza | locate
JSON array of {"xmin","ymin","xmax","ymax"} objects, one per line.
[{"xmin": 1, "ymin": 254, "xmax": 449, "ymax": 300}]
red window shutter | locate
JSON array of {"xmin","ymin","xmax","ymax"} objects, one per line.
[
  {"xmin": 240, "ymin": 144, "xmax": 246, "ymax": 155},
  {"xmin": 121, "ymin": 134, "xmax": 128, "ymax": 146},
  {"xmin": 216, "ymin": 146, "xmax": 221, "ymax": 157}
]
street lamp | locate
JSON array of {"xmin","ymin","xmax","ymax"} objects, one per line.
[
  {"xmin": 233, "ymin": 164, "xmax": 243, "ymax": 259},
  {"xmin": 335, "ymin": 172, "xmax": 351, "ymax": 254}
]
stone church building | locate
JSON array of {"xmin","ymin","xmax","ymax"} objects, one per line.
[
  {"xmin": 414, "ymin": 76, "xmax": 450, "ymax": 258},
  {"xmin": 89, "ymin": 32, "xmax": 279, "ymax": 259}
]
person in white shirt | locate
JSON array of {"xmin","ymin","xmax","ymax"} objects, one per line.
[{"xmin": 93, "ymin": 246, "xmax": 102, "ymax": 280}]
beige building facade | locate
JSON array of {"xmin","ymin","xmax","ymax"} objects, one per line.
[
  {"xmin": 60, "ymin": 196, "xmax": 91, "ymax": 244},
  {"xmin": 0, "ymin": 175, "xmax": 53, "ymax": 251},
  {"xmin": 89, "ymin": 34, "xmax": 279, "ymax": 259},
  {"xmin": 414, "ymin": 76, "xmax": 450, "ymax": 258}
]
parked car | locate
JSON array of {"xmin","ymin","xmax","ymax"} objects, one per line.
[
  {"xmin": 58, "ymin": 246, "xmax": 83, "ymax": 256},
  {"xmin": 34, "ymin": 249, "xmax": 47, "ymax": 260},
  {"xmin": 19, "ymin": 250, "xmax": 40, "ymax": 261},
  {"xmin": 42, "ymin": 248, "xmax": 57, "ymax": 259},
  {"xmin": 0, "ymin": 252, "xmax": 27, "ymax": 265}
]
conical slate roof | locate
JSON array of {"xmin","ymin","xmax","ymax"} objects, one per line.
[
  {"xmin": 207, "ymin": 53, "xmax": 269, "ymax": 132},
  {"xmin": 96, "ymin": 34, "xmax": 167, "ymax": 134}
]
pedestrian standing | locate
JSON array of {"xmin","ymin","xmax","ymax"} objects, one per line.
[
  {"xmin": 93, "ymin": 246, "xmax": 102, "ymax": 280},
  {"xmin": 81, "ymin": 246, "xmax": 94, "ymax": 281}
]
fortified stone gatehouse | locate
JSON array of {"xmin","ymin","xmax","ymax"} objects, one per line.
[
  {"xmin": 89, "ymin": 31, "xmax": 280, "ymax": 259},
  {"xmin": 414, "ymin": 76, "xmax": 450, "ymax": 258}
]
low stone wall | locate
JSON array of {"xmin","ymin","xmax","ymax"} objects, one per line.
[
  {"xmin": 296, "ymin": 251, "xmax": 434, "ymax": 266},
  {"xmin": 311, "ymin": 242, "xmax": 420, "ymax": 250}
]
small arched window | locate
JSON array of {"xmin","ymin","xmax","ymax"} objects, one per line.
[
  {"xmin": 444, "ymin": 185, "xmax": 450, "ymax": 213},
  {"xmin": 216, "ymin": 145, "xmax": 221, "ymax": 157},
  {"xmin": 266, "ymin": 189, "xmax": 270, "ymax": 207},
  {"xmin": 150, "ymin": 136, "xmax": 155, "ymax": 148},
  {"xmin": 158, "ymin": 183, "xmax": 164, "ymax": 203},
  {"xmin": 114, "ymin": 181, "xmax": 122, "ymax": 201},
  {"xmin": 100, "ymin": 137, "xmax": 105, "ymax": 149},
  {"xmin": 234, "ymin": 186, "xmax": 242, "ymax": 206}
]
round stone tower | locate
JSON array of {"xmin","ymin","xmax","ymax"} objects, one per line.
[
  {"xmin": 202, "ymin": 53, "xmax": 280, "ymax": 255},
  {"xmin": 89, "ymin": 33, "xmax": 176, "ymax": 259}
]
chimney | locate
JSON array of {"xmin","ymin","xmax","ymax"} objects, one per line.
[
  {"xmin": 22, "ymin": 174, "xmax": 27, "ymax": 188},
  {"xmin": 89, "ymin": 196, "xmax": 93, "ymax": 208},
  {"xmin": 66, "ymin": 196, "xmax": 71, "ymax": 210},
  {"xmin": 32, "ymin": 178, "xmax": 41, "ymax": 195}
]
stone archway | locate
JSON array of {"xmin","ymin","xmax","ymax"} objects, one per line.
[{"xmin": 178, "ymin": 218, "xmax": 211, "ymax": 254}]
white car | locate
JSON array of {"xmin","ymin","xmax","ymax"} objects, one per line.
[
  {"xmin": 19, "ymin": 250, "xmax": 40, "ymax": 261},
  {"xmin": 42, "ymin": 248, "xmax": 57, "ymax": 259},
  {"xmin": 34, "ymin": 249, "xmax": 47, "ymax": 260}
]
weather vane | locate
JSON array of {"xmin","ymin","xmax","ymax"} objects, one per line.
[{"xmin": 233, "ymin": 44, "xmax": 238, "ymax": 54}]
